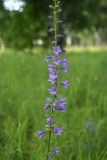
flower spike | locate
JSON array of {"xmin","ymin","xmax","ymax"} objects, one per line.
[{"xmin": 37, "ymin": 0, "xmax": 68, "ymax": 159}]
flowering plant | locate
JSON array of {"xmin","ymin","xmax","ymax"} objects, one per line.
[{"xmin": 37, "ymin": 0, "xmax": 68, "ymax": 159}]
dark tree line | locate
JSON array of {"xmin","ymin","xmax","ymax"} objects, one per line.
[{"xmin": 0, "ymin": 0, "xmax": 107, "ymax": 48}]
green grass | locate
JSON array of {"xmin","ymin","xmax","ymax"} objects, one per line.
[{"xmin": 0, "ymin": 50, "xmax": 107, "ymax": 160}]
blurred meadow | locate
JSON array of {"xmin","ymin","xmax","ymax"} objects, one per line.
[
  {"xmin": 0, "ymin": 0, "xmax": 107, "ymax": 160},
  {"xmin": 0, "ymin": 49, "xmax": 107, "ymax": 160}
]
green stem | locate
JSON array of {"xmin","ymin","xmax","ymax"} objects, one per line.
[
  {"xmin": 46, "ymin": 131, "xmax": 52, "ymax": 160},
  {"xmin": 46, "ymin": 0, "xmax": 58, "ymax": 159},
  {"xmin": 54, "ymin": 0, "xmax": 57, "ymax": 45}
]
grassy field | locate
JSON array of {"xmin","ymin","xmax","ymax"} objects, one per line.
[{"xmin": 0, "ymin": 49, "xmax": 107, "ymax": 160}]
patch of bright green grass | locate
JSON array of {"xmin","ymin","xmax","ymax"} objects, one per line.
[{"xmin": 0, "ymin": 50, "xmax": 107, "ymax": 160}]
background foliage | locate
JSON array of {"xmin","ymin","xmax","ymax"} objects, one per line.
[{"xmin": 0, "ymin": 0, "xmax": 107, "ymax": 48}]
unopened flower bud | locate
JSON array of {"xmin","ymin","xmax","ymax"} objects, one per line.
[{"xmin": 49, "ymin": 5, "xmax": 54, "ymax": 9}]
